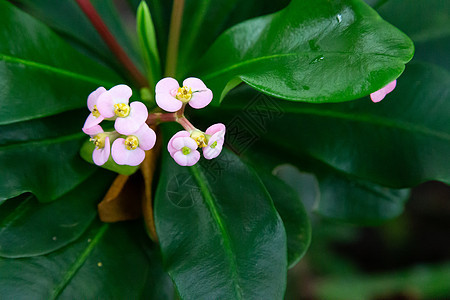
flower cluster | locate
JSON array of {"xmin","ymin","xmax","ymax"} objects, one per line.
[
  {"xmin": 82, "ymin": 85, "xmax": 156, "ymax": 166},
  {"xmin": 81, "ymin": 77, "xmax": 226, "ymax": 168},
  {"xmin": 156, "ymin": 77, "xmax": 225, "ymax": 166}
]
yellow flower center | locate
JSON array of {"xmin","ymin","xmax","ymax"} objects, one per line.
[
  {"xmin": 176, "ymin": 86, "xmax": 192, "ymax": 102},
  {"xmin": 124, "ymin": 135, "xmax": 139, "ymax": 150},
  {"xmin": 92, "ymin": 105, "xmax": 101, "ymax": 118},
  {"xmin": 190, "ymin": 131, "xmax": 207, "ymax": 148},
  {"xmin": 114, "ymin": 103, "xmax": 130, "ymax": 117},
  {"xmin": 182, "ymin": 146, "xmax": 191, "ymax": 155},
  {"xmin": 90, "ymin": 134, "xmax": 106, "ymax": 149}
]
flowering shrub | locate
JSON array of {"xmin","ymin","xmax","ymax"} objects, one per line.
[{"xmin": 0, "ymin": 0, "xmax": 448, "ymax": 298}]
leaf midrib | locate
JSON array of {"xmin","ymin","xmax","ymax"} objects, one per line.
[
  {"xmin": 189, "ymin": 165, "xmax": 243, "ymax": 299},
  {"xmin": 202, "ymin": 51, "xmax": 401, "ymax": 80},
  {"xmin": 50, "ymin": 223, "xmax": 109, "ymax": 299},
  {"xmin": 0, "ymin": 54, "xmax": 115, "ymax": 87}
]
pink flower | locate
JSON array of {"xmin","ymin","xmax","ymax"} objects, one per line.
[
  {"xmin": 155, "ymin": 77, "xmax": 213, "ymax": 112},
  {"xmin": 370, "ymin": 80, "xmax": 397, "ymax": 103},
  {"xmin": 86, "ymin": 125, "xmax": 110, "ymax": 166},
  {"xmin": 96, "ymin": 84, "xmax": 148, "ymax": 135},
  {"xmin": 203, "ymin": 123, "xmax": 226, "ymax": 160},
  {"xmin": 167, "ymin": 131, "xmax": 200, "ymax": 166},
  {"xmin": 111, "ymin": 124, "xmax": 156, "ymax": 166},
  {"xmin": 82, "ymin": 86, "xmax": 106, "ymax": 133}
]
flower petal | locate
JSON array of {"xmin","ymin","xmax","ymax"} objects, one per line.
[
  {"xmin": 115, "ymin": 101, "xmax": 148, "ymax": 135},
  {"xmin": 370, "ymin": 89, "xmax": 387, "ymax": 103},
  {"xmin": 108, "ymin": 84, "xmax": 132, "ymax": 105},
  {"xmin": 203, "ymin": 143, "xmax": 223, "ymax": 160},
  {"xmin": 92, "ymin": 137, "xmax": 110, "ymax": 166},
  {"xmin": 156, "ymin": 93, "xmax": 182, "ymax": 112},
  {"xmin": 205, "ymin": 123, "xmax": 226, "ymax": 136},
  {"xmin": 96, "ymin": 91, "xmax": 116, "ymax": 118},
  {"xmin": 173, "ymin": 150, "xmax": 200, "ymax": 166},
  {"xmin": 156, "ymin": 77, "xmax": 179, "ymax": 94},
  {"xmin": 188, "ymin": 88, "xmax": 213, "ymax": 109},
  {"xmin": 183, "ymin": 77, "xmax": 207, "ymax": 91},
  {"xmin": 82, "ymin": 113, "xmax": 104, "ymax": 133},
  {"xmin": 168, "ymin": 131, "xmax": 190, "ymax": 155},
  {"xmin": 112, "ymin": 138, "xmax": 145, "ymax": 166},
  {"xmin": 87, "ymin": 87, "xmax": 106, "ymax": 111},
  {"xmin": 172, "ymin": 136, "xmax": 198, "ymax": 151},
  {"xmin": 82, "ymin": 123, "xmax": 103, "ymax": 136},
  {"xmin": 134, "ymin": 124, "xmax": 156, "ymax": 151},
  {"xmin": 385, "ymin": 80, "xmax": 397, "ymax": 94}
]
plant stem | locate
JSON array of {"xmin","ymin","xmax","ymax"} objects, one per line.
[
  {"xmin": 165, "ymin": 0, "xmax": 185, "ymax": 77},
  {"xmin": 147, "ymin": 106, "xmax": 196, "ymax": 132},
  {"xmin": 147, "ymin": 112, "xmax": 177, "ymax": 124},
  {"xmin": 75, "ymin": 0, "xmax": 148, "ymax": 88}
]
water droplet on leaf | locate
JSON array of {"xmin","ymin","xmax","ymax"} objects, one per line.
[
  {"xmin": 310, "ymin": 55, "xmax": 325, "ymax": 64},
  {"xmin": 336, "ymin": 14, "xmax": 342, "ymax": 23}
]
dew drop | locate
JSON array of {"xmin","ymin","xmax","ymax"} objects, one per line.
[
  {"xmin": 310, "ymin": 55, "xmax": 325, "ymax": 64},
  {"xmin": 336, "ymin": 14, "xmax": 342, "ymax": 23}
]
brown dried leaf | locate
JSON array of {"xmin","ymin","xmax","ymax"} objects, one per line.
[{"xmin": 98, "ymin": 173, "xmax": 143, "ymax": 222}]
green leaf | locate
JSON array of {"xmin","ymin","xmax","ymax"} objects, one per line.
[
  {"xmin": 376, "ymin": 0, "xmax": 450, "ymax": 70},
  {"xmin": 207, "ymin": 61, "xmax": 450, "ymax": 187},
  {"xmin": 175, "ymin": 0, "xmax": 290, "ymax": 77},
  {"xmin": 0, "ymin": 1, "xmax": 122, "ymax": 125},
  {"xmin": 80, "ymin": 139, "xmax": 140, "ymax": 176},
  {"xmin": 0, "ymin": 220, "xmax": 166, "ymax": 299},
  {"xmin": 0, "ymin": 132, "xmax": 95, "ymax": 203},
  {"xmin": 11, "ymin": 0, "xmax": 143, "ymax": 72},
  {"xmin": 316, "ymin": 173, "xmax": 410, "ymax": 224},
  {"xmin": 137, "ymin": 1, "xmax": 161, "ymax": 90},
  {"xmin": 155, "ymin": 128, "xmax": 287, "ymax": 299},
  {"xmin": 195, "ymin": 0, "xmax": 413, "ymax": 103},
  {"xmin": 0, "ymin": 170, "xmax": 114, "ymax": 258},
  {"xmin": 258, "ymin": 171, "xmax": 311, "ymax": 268},
  {"xmin": 272, "ymin": 163, "xmax": 409, "ymax": 225}
]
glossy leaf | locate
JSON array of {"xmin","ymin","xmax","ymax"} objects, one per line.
[
  {"xmin": 0, "ymin": 221, "xmax": 166, "ymax": 299},
  {"xmin": 0, "ymin": 132, "xmax": 94, "ymax": 203},
  {"xmin": 258, "ymin": 171, "xmax": 311, "ymax": 268},
  {"xmin": 155, "ymin": 129, "xmax": 287, "ymax": 299},
  {"xmin": 11, "ymin": 0, "xmax": 142, "ymax": 71},
  {"xmin": 0, "ymin": 1, "xmax": 122, "ymax": 125},
  {"xmin": 176, "ymin": 0, "xmax": 290, "ymax": 77},
  {"xmin": 137, "ymin": 1, "xmax": 161, "ymax": 91},
  {"xmin": 316, "ymin": 173, "xmax": 410, "ymax": 224},
  {"xmin": 207, "ymin": 61, "xmax": 450, "ymax": 187},
  {"xmin": 195, "ymin": 0, "xmax": 413, "ymax": 103},
  {"xmin": 272, "ymin": 163, "xmax": 409, "ymax": 224},
  {"xmin": 0, "ymin": 170, "xmax": 114, "ymax": 258},
  {"xmin": 376, "ymin": 0, "xmax": 450, "ymax": 70}
]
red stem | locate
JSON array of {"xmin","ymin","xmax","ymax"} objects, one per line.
[
  {"xmin": 147, "ymin": 110, "xmax": 196, "ymax": 132},
  {"xmin": 75, "ymin": 0, "xmax": 148, "ymax": 88}
]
